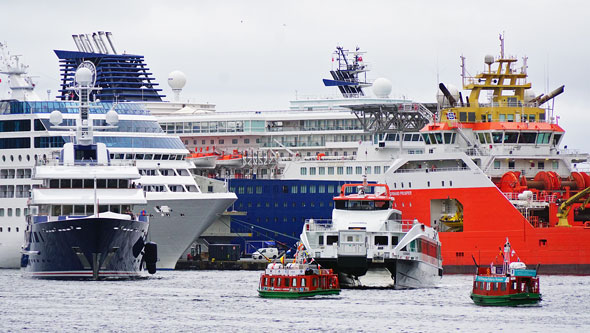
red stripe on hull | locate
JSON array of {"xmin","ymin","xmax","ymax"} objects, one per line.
[{"xmin": 391, "ymin": 186, "xmax": 590, "ymax": 269}]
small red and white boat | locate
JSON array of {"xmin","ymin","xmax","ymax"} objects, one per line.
[{"xmin": 258, "ymin": 245, "xmax": 341, "ymax": 298}]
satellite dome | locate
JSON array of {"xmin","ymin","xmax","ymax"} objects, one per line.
[
  {"xmin": 75, "ymin": 67, "xmax": 93, "ymax": 85},
  {"xmin": 524, "ymin": 90, "xmax": 536, "ymax": 103},
  {"xmin": 484, "ymin": 54, "xmax": 494, "ymax": 65},
  {"xmin": 372, "ymin": 78, "xmax": 392, "ymax": 98},
  {"xmin": 436, "ymin": 84, "xmax": 460, "ymax": 106},
  {"xmin": 49, "ymin": 110, "xmax": 63, "ymax": 126},
  {"xmin": 106, "ymin": 109, "xmax": 119, "ymax": 125},
  {"xmin": 168, "ymin": 70, "xmax": 187, "ymax": 90}
]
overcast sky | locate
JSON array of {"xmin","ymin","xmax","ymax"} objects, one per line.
[{"xmin": 2, "ymin": 0, "xmax": 589, "ymax": 151}]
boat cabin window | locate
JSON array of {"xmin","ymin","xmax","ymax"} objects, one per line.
[
  {"xmin": 504, "ymin": 132, "xmax": 519, "ymax": 144},
  {"xmin": 292, "ymin": 278, "xmax": 297, "ymax": 287},
  {"xmin": 553, "ymin": 133, "xmax": 563, "ymax": 146},
  {"xmin": 335, "ymin": 200, "xmax": 390, "ymax": 210},
  {"xmin": 518, "ymin": 132, "xmax": 537, "ymax": 144},
  {"xmin": 391, "ymin": 236, "xmax": 398, "ymax": 245},
  {"xmin": 375, "ymin": 236, "xmax": 388, "ymax": 246},
  {"xmin": 318, "ymin": 236, "xmax": 324, "ymax": 245},
  {"xmin": 74, "ymin": 145, "xmax": 97, "ymax": 161},
  {"xmin": 285, "ymin": 278, "xmax": 290, "ymax": 287},
  {"xmin": 326, "ymin": 235, "xmax": 338, "ymax": 245},
  {"xmin": 300, "ymin": 278, "xmax": 306, "ymax": 287},
  {"xmin": 312, "ymin": 278, "xmax": 317, "ymax": 287},
  {"xmin": 492, "ymin": 132, "xmax": 503, "ymax": 143}
]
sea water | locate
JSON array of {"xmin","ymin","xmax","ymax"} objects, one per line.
[{"xmin": 1, "ymin": 269, "xmax": 589, "ymax": 332}]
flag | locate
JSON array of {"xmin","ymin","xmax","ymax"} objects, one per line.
[{"xmin": 280, "ymin": 256, "xmax": 284, "ymax": 265}]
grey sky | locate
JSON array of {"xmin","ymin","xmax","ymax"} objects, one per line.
[{"xmin": 2, "ymin": 0, "xmax": 589, "ymax": 151}]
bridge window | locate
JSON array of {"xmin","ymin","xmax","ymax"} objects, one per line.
[
  {"xmin": 327, "ymin": 236, "xmax": 338, "ymax": 245},
  {"xmin": 492, "ymin": 132, "xmax": 503, "ymax": 143},
  {"xmin": 444, "ymin": 133, "xmax": 453, "ymax": 144},
  {"xmin": 504, "ymin": 132, "xmax": 519, "ymax": 144},
  {"xmin": 375, "ymin": 236, "xmax": 388, "ymax": 245},
  {"xmin": 553, "ymin": 134, "xmax": 563, "ymax": 146}
]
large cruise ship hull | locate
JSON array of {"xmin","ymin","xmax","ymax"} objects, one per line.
[
  {"xmin": 21, "ymin": 217, "xmax": 148, "ymax": 279},
  {"xmin": 145, "ymin": 193, "xmax": 237, "ymax": 269}
]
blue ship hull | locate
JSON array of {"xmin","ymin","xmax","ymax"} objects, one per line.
[
  {"xmin": 21, "ymin": 217, "xmax": 149, "ymax": 279},
  {"xmin": 227, "ymin": 178, "xmax": 358, "ymax": 251}
]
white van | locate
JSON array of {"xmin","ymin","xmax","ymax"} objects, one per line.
[{"xmin": 252, "ymin": 248, "xmax": 279, "ymax": 260}]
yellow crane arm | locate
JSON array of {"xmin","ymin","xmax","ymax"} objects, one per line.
[{"xmin": 556, "ymin": 186, "xmax": 590, "ymax": 227}]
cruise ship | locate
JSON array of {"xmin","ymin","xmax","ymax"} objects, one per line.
[
  {"xmin": 0, "ymin": 34, "xmax": 237, "ymax": 269},
  {"xmin": 155, "ymin": 38, "xmax": 590, "ymax": 273}
]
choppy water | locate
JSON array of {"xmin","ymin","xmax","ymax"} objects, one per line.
[{"xmin": 1, "ymin": 269, "xmax": 589, "ymax": 332}]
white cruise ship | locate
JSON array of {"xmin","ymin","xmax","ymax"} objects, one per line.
[{"xmin": 0, "ymin": 36, "xmax": 236, "ymax": 269}]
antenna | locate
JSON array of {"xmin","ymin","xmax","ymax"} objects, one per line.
[{"xmin": 499, "ymin": 32, "xmax": 505, "ymax": 58}]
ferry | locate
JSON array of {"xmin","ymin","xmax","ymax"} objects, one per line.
[
  {"xmin": 153, "ymin": 38, "xmax": 590, "ymax": 273},
  {"xmin": 0, "ymin": 34, "xmax": 237, "ymax": 269},
  {"xmin": 301, "ymin": 180, "xmax": 442, "ymax": 288},
  {"xmin": 21, "ymin": 64, "xmax": 157, "ymax": 279},
  {"xmin": 471, "ymin": 239, "xmax": 541, "ymax": 306},
  {"xmin": 258, "ymin": 245, "xmax": 340, "ymax": 298}
]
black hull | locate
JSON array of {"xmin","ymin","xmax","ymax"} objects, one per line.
[{"xmin": 21, "ymin": 217, "xmax": 149, "ymax": 280}]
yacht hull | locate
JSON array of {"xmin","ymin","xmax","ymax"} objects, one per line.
[{"xmin": 21, "ymin": 217, "xmax": 148, "ymax": 279}]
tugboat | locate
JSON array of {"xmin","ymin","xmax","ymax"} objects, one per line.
[
  {"xmin": 470, "ymin": 238, "xmax": 541, "ymax": 306},
  {"xmin": 20, "ymin": 63, "xmax": 157, "ymax": 279},
  {"xmin": 301, "ymin": 179, "xmax": 443, "ymax": 288},
  {"xmin": 258, "ymin": 244, "xmax": 341, "ymax": 298}
]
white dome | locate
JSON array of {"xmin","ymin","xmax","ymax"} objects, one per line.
[
  {"xmin": 436, "ymin": 84, "xmax": 460, "ymax": 106},
  {"xmin": 105, "ymin": 109, "xmax": 119, "ymax": 125},
  {"xmin": 49, "ymin": 110, "xmax": 63, "ymax": 126},
  {"xmin": 524, "ymin": 90, "xmax": 536, "ymax": 103},
  {"xmin": 75, "ymin": 67, "xmax": 93, "ymax": 85},
  {"xmin": 484, "ymin": 54, "xmax": 495, "ymax": 65},
  {"xmin": 372, "ymin": 78, "xmax": 392, "ymax": 98},
  {"xmin": 168, "ymin": 70, "xmax": 187, "ymax": 90}
]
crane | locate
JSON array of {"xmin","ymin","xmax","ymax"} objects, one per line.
[{"xmin": 556, "ymin": 186, "xmax": 590, "ymax": 227}]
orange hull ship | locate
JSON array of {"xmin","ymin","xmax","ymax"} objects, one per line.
[{"xmin": 383, "ymin": 35, "xmax": 590, "ymax": 273}]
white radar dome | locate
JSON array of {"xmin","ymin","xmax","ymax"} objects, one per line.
[
  {"xmin": 372, "ymin": 78, "xmax": 392, "ymax": 98},
  {"xmin": 105, "ymin": 109, "xmax": 119, "ymax": 125},
  {"xmin": 49, "ymin": 110, "xmax": 63, "ymax": 126},
  {"xmin": 484, "ymin": 54, "xmax": 495, "ymax": 65},
  {"xmin": 168, "ymin": 70, "xmax": 187, "ymax": 90},
  {"xmin": 524, "ymin": 90, "xmax": 536, "ymax": 103},
  {"xmin": 75, "ymin": 67, "xmax": 93, "ymax": 85},
  {"xmin": 436, "ymin": 84, "xmax": 460, "ymax": 106}
]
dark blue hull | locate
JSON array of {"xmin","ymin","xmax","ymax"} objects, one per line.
[{"xmin": 21, "ymin": 217, "xmax": 149, "ymax": 280}]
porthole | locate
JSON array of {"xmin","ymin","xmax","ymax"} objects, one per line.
[
  {"xmin": 18, "ymin": 155, "xmax": 22, "ymax": 162},
  {"xmin": 27, "ymin": 155, "xmax": 30, "ymax": 161},
  {"xmin": 10, "ymin": 155, "xmax": 14, "ymax": 162},
  {"xmin": 2, "ymin": 155, "xmax": 5, "ymax": 162}
]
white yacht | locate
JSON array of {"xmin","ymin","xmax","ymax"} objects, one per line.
[{"xmin": 0, "ymin": 36, "xmax": 237, "ymax": 269}]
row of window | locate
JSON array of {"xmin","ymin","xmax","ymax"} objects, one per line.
[
  {"xmin": 232, "ymin": 184, "xmax": 340, "ymax": 195},
  {"xmin": 138, "ymin": 168, "xmax": 191, "ymax": 177},
  {"xmin": 476, "ymin": 131, "xmax": 560, "ymax": 145},
  {"xmin": 0, "ymin": 207, "xmax": 28, "ymax": 217},
  {"xmin": 39, "ymin": 204, "xmax": 132, "ymax": 216},
  {"xmin": 300, "ymin": 165, "xmax": 388, "ymax": 176},
  {"xmin": 0, "ymin": 226, "xmax": 20, "ymax": 232},
  {"xmin": 0, "ymin": 185, "xmax": 32, "ymax": 198},
  {"xmin": 0, "ymin": 168, "xmax": 32, "ymax": 179},
  {"xmin": 0, "ymin": 101, "xmax": 150, "ymax": 116},
  {"xmin": 493, "ymin": 160, "xmax": 559, "ymax": 170}
]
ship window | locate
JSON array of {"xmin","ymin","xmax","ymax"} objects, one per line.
[
  {"xmin": 319, "ymin": 185, "xmax": 325, "ymax": 193},
  {"xmin": 84, "ymin": 179, "xmax": 93, "ymax": 189},
  {"xmin": 327, "ymin": 235, "xmax": 338, "ymax": 245},
  {"xmin": 49, "ymin": 179, "xmax": 59, "ymax": 188},
  {"xmin": 312, "ymin": 278, "xmax": 317, "ymax": 287},
  {"xmin": 301, "ymin": 278, "xmax": 306, "ymax": 287},
  {"xmin": 328, "ymin": 167, "xmax": 334, "ymax": 175},
  {"xmin": 337, "ymin": 167, "xmax": 343, "ymax": 175},
  {"xmin": 375, "ymin": 236, "xmax": 388, "ymax": 245},
  {"xmin": 467, "ymin": 112, "xmax": 476, "ymax": 122},
  {"xmin": 319, "ymin": 167, "xmax": 325, "ymax": 175},
  {"xmin": 16, "ymin": 208, "xmax": 20, "ymax": 216},
  {"xmin": 60, "ymin": 179, "xmax": 72, "ymax": 188},
  {"xmin": 508, "ymin": 161, "xmax": 515, "ymax": 169},
  {"xmin": 500, "ymin": 283, "xmax": 506, "ymax": 291},
  {"xmin": 422, "ymin": 133, "xmax": 431, "ymax": 144},
  {"xmin": 441, "ymin": 181, "xmax": 445, "ymax": 186},
  {"xmin": 374, "ymin": 166, "xmax": 381, "ymax": 174},
  {"xmin": 318, "ymin": 236, "xmax": 324, "ymax": 245},
  {"xmin": 504, "ymin": 132, "xmax": 519, "ymax": 143},
  {"xmin": 492, "ymin": 132, "xmax": 503, "ymax": 143},
  {"xmin": 74, "ymin": 205, "xmax": 85, "ymax": 215},
  {"xmin": 444, "ymin": 133, "xmax": 453, "ymax": 144},
  {"xmin": 346, "ymin": 167, "xmax": 353, "ymax": 175},
  {"xmin": 291, "ymin": 186, "xmax": 298, "ymax": 194},
  {"xmin": 299, "ymin": 166, "xmax": 306, "ymax": 175},
  {"xmin": 538, "ymin": 161, "xmax": 544, "ymax": 170},
  {"xmin": 478, "ymin": 133, "xmax": 486, "ymax": 144},
  {"xmin": 459, "ymin": 112, "xmax": 467, "ymax": 122},
  {"xmin": 519, "ymin": 132, "xmax": 537, "ymax": 144},
  {"xmin": 292, "ymin": 278, "xmax": 297, "ymax": 287},
  {"xmin": 310, "ymin": 167, "xmax": 316, "ymax": 175},
  {"xmin": 356, "ymin": 167, "xmax": 362, "ymax": 174},
  {"xmin": 507, "ymin": 114, "xmax": 514, "ymax": 122},
  {"xmin": 300, "ymin": 185, "xmax": 307, "ymax": 194},
  {"xmin": 553, "ymin": 133, "xmax": 563, "ymax": 146},
  {"xmin": 62, "ymin": 205, "xmax": 72, "ymax": 215},
  {"xmin": 552, "ymin": 161, "xmax": 559, "ymax": 170}
]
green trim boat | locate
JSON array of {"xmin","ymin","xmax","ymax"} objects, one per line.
[{"xmin": 470, "ymin": 238, "xmax": 541, "ymax": 306}]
